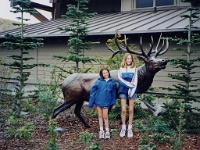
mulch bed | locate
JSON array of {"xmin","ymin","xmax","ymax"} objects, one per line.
[{"xmin": 0, "ymin": 104, "xmax": 200, "ymax": 150}]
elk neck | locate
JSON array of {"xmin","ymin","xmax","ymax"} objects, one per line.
[{"xmin": 137, "ymin": 64, "xmax": 156, "ymax": 93}]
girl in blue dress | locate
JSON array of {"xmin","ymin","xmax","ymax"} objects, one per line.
[
  {"xmin": 89, "ymin": 68, "xmax": 116, "ymax": 139},
  {"xmin": 118, "ymin": 53, "xmax": 138, "ymax": 138}
]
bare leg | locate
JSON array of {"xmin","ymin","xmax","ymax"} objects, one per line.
[
  {"xmin": 127, "ymin": 98, "xmax": 134, "ymax": 138},
  {"xmin": 121, "ymin": 98, "xmax": 127, "ymax": 125},
  {"xmin": 97, "ymin": 106, "xmax": 103, "ymax": 129},
  {"xmin": 103, "ymin": 108, "xmax": 110, "ymax": 139},
  {"xmin": 120, "ymin": 98, "xmax": 127, "ymax": 138},
  {"xmin": 128, "ymin": 98, "xmax": 135, "ymax": 125},
  {"xmin": 102, "ymin": 108, "xmax": 109, "ymax": 129}
]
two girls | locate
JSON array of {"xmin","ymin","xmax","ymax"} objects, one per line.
[{"xmin": 89, "ymin": 53, "xmax": 138, "ymax": 139}]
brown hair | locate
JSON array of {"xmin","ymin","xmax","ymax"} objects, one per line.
[
  {"xmin": 120, "ymin": 53, "xmax": 135, "ymax": 68},
  {"xmin": 99, "ymin": 68, "xmax": 110, "ymax": 79}
]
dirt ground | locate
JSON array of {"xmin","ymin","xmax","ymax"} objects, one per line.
[{"xmin": 0, "ymin": 104, "xmax": 200, "ymax": 150}]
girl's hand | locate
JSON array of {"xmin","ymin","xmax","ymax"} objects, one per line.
[
  {"xmin": 112, "ymin": 105, "xmax": 115, "ymax": 109},
  {"xmin": 131, "ymin": 82, "xmax": 135, "ymax": 86}
]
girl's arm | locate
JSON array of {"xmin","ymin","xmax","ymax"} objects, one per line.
[
  {"xmin": 111, "ymin": 81, "xmax": 117, "ymax": 106},
  {"xmin": 118, "ymin": 68, "xmax": 135, "ymax": 88},
  {"xmin": 130, "ymin": 68, "xmax": 137, "ymax": 86},
  {"xmin": 88, "ymin": 80, "xmax": 99, "ymax": 108}
]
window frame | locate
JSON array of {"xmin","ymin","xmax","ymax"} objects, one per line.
[{"xmin": 133, "ymin": 0, "xmax": 176, "ymax": 9}]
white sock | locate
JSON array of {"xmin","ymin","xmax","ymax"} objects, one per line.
[
  {"xmin": 105, "ymin": 128, "xmax": 109, "ymax": 132},
  {"xmin": 128, "ymin": 125, "xmax": 132, "ymax": 130},
  {"xmin": 100, "ymin": 127, "xmax": 103, "ymax": 131},
  {"xmin": 122, "ymin": 125, "xmax": 126, "ymax": 130}
]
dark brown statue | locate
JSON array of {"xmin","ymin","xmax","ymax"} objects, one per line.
[{"xmin": 51, "ymin": 33, "xmax": 169, "ymax": 128}]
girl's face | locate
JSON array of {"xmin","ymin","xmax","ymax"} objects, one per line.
[
  {"xmin": 102, "ymin": 70, "xmax": 109, "ymax": 79},
  {"xmin": 126, "ymin": 55, "xmax": 132, "ymax": 66}
]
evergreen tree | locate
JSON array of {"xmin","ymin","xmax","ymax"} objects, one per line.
[
  {"xmin": 162, "ymin": 1, "xmax": 200, "ymax": 134},
  {"xmin": 181, "ymin": 0, "xmax": 200, "ymax": 6},
  {"xmin": 0, "ymin": 0, "xmax": 48, "ymax": 117},
  {"xmin": 53, "ymin": 0, "xmax": 99, "ymax": 79}
]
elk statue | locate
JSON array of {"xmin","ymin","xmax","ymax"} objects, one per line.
[{"xmin": 51, "ymin": 33, "xmax": 169, "ymax": 128}]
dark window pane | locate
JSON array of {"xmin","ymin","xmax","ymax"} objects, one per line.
[
  {"xmin": 60, "ymin": 0, "xmax": 121, "ymax": 15},
  {"xmin": 136, "ymin": 0, "xmax": 153, "ymax": 8},
  {"xmin": 156, "ymin": 0, "xmax": 174, "ymax": 6}
]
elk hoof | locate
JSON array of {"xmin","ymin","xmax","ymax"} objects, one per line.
[
  {"xmin": 85, "ymin": 124, "xmax": 91, "ymax": 128},
  {"xmin": 51, "ymin": 114, "xmax": 56, "ymax": 119}
]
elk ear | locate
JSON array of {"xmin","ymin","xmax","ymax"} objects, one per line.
[{"xmin": 138, "ymin": 56, "xmax": 147, "ymax": 63}]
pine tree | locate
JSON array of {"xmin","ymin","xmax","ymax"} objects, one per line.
[
  {"xmin": 0, "ymin": 0, "xmax": 49, "ymax": 117},
  {"xmin": 162, "ymin": 1, "xmax": 200, "ymax": 134},
  {"xmin": 53, "ymin": 0, "xmax": 99, "ymax": 80}
]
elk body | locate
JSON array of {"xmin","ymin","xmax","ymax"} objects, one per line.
[{"xmin": 51, "ymin": 33, "xmax": 169, "ymax": 128}]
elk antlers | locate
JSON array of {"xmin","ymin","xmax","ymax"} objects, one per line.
[{"xmin": 106, "ymin": 32, "xmax": 169, "ymax": 58}]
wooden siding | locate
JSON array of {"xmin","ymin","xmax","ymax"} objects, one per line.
[
  {"xmin": 38, "ymin": 41, "xmax": 200, "ymax": 87},
  {"xmin": 0, "ymin": 32, "xmax": 199, "ymax": 97},
  {"xmin": 1, "ymin": 40, "xmax": 199, "ymax": 92}
]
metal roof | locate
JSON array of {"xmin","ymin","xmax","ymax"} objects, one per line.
[{"xmin": 0, "ymin": 7, "xmax": 200, "ymax": 38}]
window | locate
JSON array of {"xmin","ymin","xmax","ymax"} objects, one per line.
[
  {"xmin": 136, "ymin": 0, "xmax": 153, "ymax": 8},
  {"xmin": 156, "ymin": 1, "xmax": 174, "ymax": 6},
  {"xmin": 136, "ymin": 0, "xmax": 174, "ymax": 8}
]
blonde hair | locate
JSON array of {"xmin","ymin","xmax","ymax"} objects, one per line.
[{"xmin": 120, "ymin": 53, "xmax": 135, "ymax": 68}]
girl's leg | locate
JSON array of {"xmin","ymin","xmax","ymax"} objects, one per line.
[
  {"xmin": 103, "ymin": 108, "xmax": 110, "ymax": 139},
  {"xmin": 127, "ymin": 98, "xmax": 135, "ymax": 138},
  {"xmin": 128, "ymin": 98, "xmax": 135, "ymax": 126},
  {"xmin": 97, "ymin": 106, "xmax": 103, "ymax": 129},
  {"xmin": 102, "ymin": 108, "xmax": 109, "ymax": 129},
  {"xmin": 120, "ymin": 98, "xmax": 127, "ymax": 137},
  {"xmin": 121, "ymin": 98, "xmax": 127, "ymax": 125},
  {"xmin": 97, "ymin": 106, "xmax": 104, "ymax": 139}
]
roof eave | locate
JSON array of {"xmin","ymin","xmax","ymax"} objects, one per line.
[{"xmin": 1, "ymin": 28, "xmax": 199, "ymax": 39}]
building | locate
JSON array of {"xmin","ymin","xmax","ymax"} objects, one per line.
[{"xmin": 0, "ymin": 0, "xmax": 199, "ymax": 95}]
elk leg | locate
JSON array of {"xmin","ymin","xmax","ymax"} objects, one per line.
[
  {"xmin": 74, "ymin": 100, "xmax": 90, "ymax": 128},
  {"xmin": 51, "ymin": 101, "xmax": 75, "ymax": 119}
]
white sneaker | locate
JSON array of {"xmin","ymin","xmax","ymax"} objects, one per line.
[
  {"xmin": 120, "ymin": 128, "xmax": 126, "ymax": 137},
  {"xmin": 127, "ymin": 129, "xmax": 133, "ymax": 138},
  {"xmin": 99, "ymin": 130, "xmax": 104, "ymax": 139},
  {"xmin": 105, "ymin": 131, "xmax": 110, "ymax": 139}
]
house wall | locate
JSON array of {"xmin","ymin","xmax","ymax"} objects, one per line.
[
  {"xmin": 52, "ymin": 0, "xmax": 191, "ymax": 16},
  {"xmin": 0, "ymin": 34, "xmax": 199, "ymax": 109},
  {"xmin": 1, "ymin": 34, "xmax": 199, "ymax": 93},
  {"xmin": 121, "ymin": 0, "xmax": 132, "ymax": 11}
]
